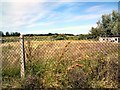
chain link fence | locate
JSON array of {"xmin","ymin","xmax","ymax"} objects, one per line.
[{"xmin": 1, "ymin": 35, "xmax": 120, "ymax": 89}]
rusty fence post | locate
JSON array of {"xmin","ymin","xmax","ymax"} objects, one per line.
[{"xmin": 20, "ymin": 34, "xmax": 25, "ymax": 79}]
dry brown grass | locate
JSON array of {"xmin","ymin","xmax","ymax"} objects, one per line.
[
  {"xmin": 2, "ymin": 40, "xmax": 119, "ymax": 88},
  {"xmin": 2, "ymin": 40, "xmax": 118, "ymax": 70}
]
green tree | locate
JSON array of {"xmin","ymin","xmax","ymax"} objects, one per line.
[
  {"xmin": 90, "ymin": 10, "xmax": 120, "ymax": 38},
  {"xmin": 6, "ymin": 32, "xmax": 10, "ymax": 36},
  {"xmin": 101, "ymin": 14, "xmax": 113, "ymax": 36},
  {"xmin": 13, "ymin": 32, "xmax": 20, "ymax": 36},
  {"xmin": 111, "ymin": 10, "xmax": 119, "ymax": 35},
  {"xmin": 0, "ymin": 31, "xmax": 4, "ymax": 37}
]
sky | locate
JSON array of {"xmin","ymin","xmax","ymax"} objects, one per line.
[{"xmin": 0, "ymin": 0, "xmax": 119, "ymax": 35}]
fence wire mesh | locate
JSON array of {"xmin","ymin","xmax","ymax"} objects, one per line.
[{"xmin": 1, "ymin": 36, "xmax": 120, "ymax": 89}]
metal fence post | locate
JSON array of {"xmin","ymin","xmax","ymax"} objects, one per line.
[
  {"xmin": 0, "ymin": 34, "xmax": 2, "ymax": 89},
  {"xmin": 20, "ymin": 34, "xmax": 25, "ymax": 79}
]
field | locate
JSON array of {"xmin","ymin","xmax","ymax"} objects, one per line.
[{"xmin": 1, "ymin": 38, "xmax": 119, "ymax": 88}]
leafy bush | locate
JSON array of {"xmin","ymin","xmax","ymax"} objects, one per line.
[{"xmin": 52, "ymin": 34, "xmax": 68, "ymax": 40}]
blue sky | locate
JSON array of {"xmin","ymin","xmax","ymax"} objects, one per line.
[{"xmin": 0, "ymin": 0, "xmax": 119, "ymax": 35}]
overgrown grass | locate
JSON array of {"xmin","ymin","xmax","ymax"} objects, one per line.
[{"xmin": 1, "ymin": 39, "xmax": 119, "ymax": 89}]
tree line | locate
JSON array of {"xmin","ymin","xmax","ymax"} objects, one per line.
[
  {"xmin": 0, "ymin": 31, "xmax": 20, "ymax": 37},
  {"xmin": 24, "ymin": 33, "xmax": 74, "ymax": 36}
]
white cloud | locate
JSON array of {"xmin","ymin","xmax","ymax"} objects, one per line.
[
  {"xmin": 85, "ymin": 5, "xmax": 104, "ymax": 13},
  {"xmin": 85, "ymin": 4, "xmax": 116, "ymax": 14},
  {"xmin": 27, "ymin": 2, "xmax": 63, "ymax": 24},
  {"xmin": 26, "ymin": 22, "xmax": 55, "ymax": 28},
  {"xmin": 1, "ymin": 2, "xmax": 63, "ymax": 30},
  {"xmin": 25, "ymin": 13, "xmax": 100, "ymax": 28},
  {"xmin": 28, "ymin": 24, "xmax": 97, "ymax": 34},
  {"xmin": 64, "ymin": 14, "xmax": 101, "ymax": 23},
  {"xmin": 1, "ymin": 2, "xmax": 41, "ymax": 27}
]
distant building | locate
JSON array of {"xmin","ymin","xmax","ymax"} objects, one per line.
[{"xmin": 99, "ymin": 36, "xmax": 120, "ymax": 43}]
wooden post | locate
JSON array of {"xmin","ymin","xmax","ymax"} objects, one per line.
[{"xmin": 20, "ymin": 34, "xmax": 25, "ymax": 79}]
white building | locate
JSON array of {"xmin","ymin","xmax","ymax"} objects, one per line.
[{"xmin": 99, "ymin": 36, "xmax": 120, "ymax": 43}]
